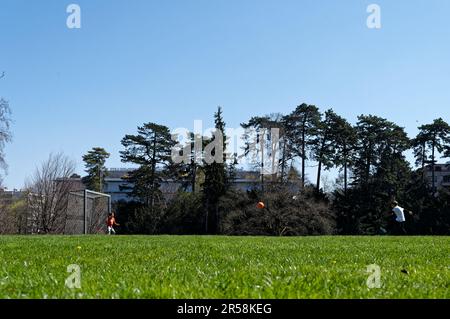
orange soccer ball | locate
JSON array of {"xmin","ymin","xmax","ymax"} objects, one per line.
[{"xmin": 257, "ymin": 201, "xmax": 265, "ymax": 209}]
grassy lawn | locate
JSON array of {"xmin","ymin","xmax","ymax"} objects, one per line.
[{"xmin": 0, "ymin": 235, "xmax": 448, "ymax": 299}]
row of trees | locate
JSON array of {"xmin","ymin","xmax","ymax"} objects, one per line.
[
  {"xmin": 242, "ymin": 104, "xmax": 450, "ymax": 193},
  {"xmin": 1, "ymin": 99, "xmax": 449, "ymax": 235},
  {"xmin": 80, "ymin": 104, "xmax": 450, "ymax": 235},
  {"xmin": 241, "ymin": 105, "xmax": 450, "ymax": 234},
  {"xmin": 116, "ymin": 108, "xmax": 232, "ymax": 234}
]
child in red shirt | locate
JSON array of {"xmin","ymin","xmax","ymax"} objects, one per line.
[{"xmin": 106, "ymin": 212, "xmax": 119, "ymax": 235}]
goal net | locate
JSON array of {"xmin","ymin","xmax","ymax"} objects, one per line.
[{"xmin": 65, "ymin": 190, "xmax": 111, "ymax": 234}]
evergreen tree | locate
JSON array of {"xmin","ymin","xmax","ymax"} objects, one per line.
[
  {"xmin": 202, "ymin": 107, "xmax": 227, "ymax": 234},
  {"xmin": 415, "ymin": 118, "xmax": 450, "ymax": 192},
  {"xmin": 352, "ymin": 115, "xmax": 408, "ymax": 187},
  {"xmin": 120, "ymin": 122, "xmax": 176, "ymax": 212},
  {"xmin": 82, "ymin": 147, "xmax": 110, "ymax": 192},
  {"xmin": 241, "ymin": 113, "xmax": 287, "ymax": 188},
  {"xmin": 188, "ymin": 132, "xmax": 201, "ymax": 193},
  {"xmin": 412, "ymin": 131, "xmax": 430, "ymax": 182},
  {"xmin": 312, "ymin": 109, "xmax": 353, "ymax": 192},
  {"xmin": 226, "ymin": 152, "xmax": 238, "ymax": 188},
  {"xmin": 284, "ymin": 104, "xmax": 321, "ymax": 187},
  {"xmin": 332, "ymin": 114, "xmax": 356, "ymax": 195},
  {"xmin": 335, "ymin": 115, "xmax": 412, "ymax": 234}
]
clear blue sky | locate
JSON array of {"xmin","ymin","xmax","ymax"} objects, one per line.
[{"xmin": 1, "ymin": 0, "xmax": 450, "ymax": 189}]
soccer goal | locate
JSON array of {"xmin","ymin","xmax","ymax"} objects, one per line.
[{"xmin": 65, "ymin": 190, "xmax": 111, "ymax": 234}]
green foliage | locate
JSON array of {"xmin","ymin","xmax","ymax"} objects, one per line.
[
  {"xmin": 226, "ymin": 153, "xmax": 238, "ymax": 188},
  {"xmin": 312, "ymin": 109, "xmax": 356, "ymax": 191},
  {"xmin": 82, "ymin": 147, "xmax": 110, "ymax": 192},
  {"xmin": 418, "ymin": 118, "xmax": 450, "ymax": 154},
  {"xmin": 333, "ymin": 115, "xmax": 413, "ymax": 234},
  {"xmin": 70, "ymin": 108, "xmax": 450, "ymax": 237},
  {"xmin": 176, "ymin": 132, "xmax": 207, "ymax": 193},
  {"xmin": 414, "ymin": 118, "xmax": 450, "ymax": 191},
  {"xmin": 412, "ymin": 187, "xmax": 450, "ymax": 235},
  {"xmin": 202, "ymin": 107, "xmax": 228, "ymax": 234},
  {"xmin": 241, "ymin": 113, "xmax": 289, "ymax": 183},
  {"xmin": 0, "ymin": 198, "xmax": 27, "ymax": 234},
  {"xmin": 284, "ymin": 104, "xmax": 321, "ymax": 186},
  {"xmin": 352, "ymin": 115, "xmax": 411, "ymax": 187},
  {"xmin": 162, "ymin": 191, "xmax": 205, "ymax": 234},
  {"xmin": 114, "ymin": 200, "xmax": 148, "ymax": 234},
  {"xmin": 120, "ymin": 122, "xmax": 176, "ymax": 209}
]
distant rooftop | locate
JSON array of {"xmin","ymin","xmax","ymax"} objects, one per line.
[
  {"xmin": 425, "ymin": 163, "xmax": 450, "ymax": 171},
  {"xmin": 104, "ymin": 168, "xmax": 262, "ymax": 181},
  {"xmin": 106, "ymin": 168, "xmax": 135, "ymax": 179},
  {"xmin": 62, "ymin": 167, "xmax": 278, "ymax": 184},
  {"xmin": 107, "ymin": 168, "xmax": 135, "ymax": 172}
]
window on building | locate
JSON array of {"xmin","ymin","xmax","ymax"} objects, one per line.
[{"xmin": 443, "ymin": 175, "xmax": 450, "ymax": 183}]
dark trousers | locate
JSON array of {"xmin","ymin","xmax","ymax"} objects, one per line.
[{"xmin": 393, "ymin": 222, "xmax": 407, "ymax": 235}]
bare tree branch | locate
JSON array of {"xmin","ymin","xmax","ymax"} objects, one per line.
[{"xmin": 25, "ymin": 153, "xmax": 77, "ymax": 234}]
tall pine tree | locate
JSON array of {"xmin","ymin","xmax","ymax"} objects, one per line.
[
  {"xmin": 120, "ymin": 122, "xmax": 176, "ymax": 212},
  {"xmin": 202, "ymin": 107, "xmax": 227, "ymax": 234},
  {"xmin": 82, "ymin": 147, "xmax": 110, "ymax": 192},
  {"xmin": 284, "ymin": 104, "xmax": 321, "ymax": 187},
  {"xmin": 414, "ymin": 118, "xmax": 450, "ymax": 192}
]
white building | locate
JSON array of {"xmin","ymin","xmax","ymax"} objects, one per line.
[
  {"xmin": 69, "ymin": 168, "xmax": 300, "ymax": 203},
  {"xmin": 425, "ymin": 163, "xmax": 450, "ymax": 190},
  {"xmin": 102, "ymin": 168, "xmax": 263, "ymax": 203},
  {"xmin": 103, "ymin": 168, "xmax": 185, "ymax": 202}
]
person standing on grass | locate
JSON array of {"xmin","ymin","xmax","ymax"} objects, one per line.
[
  {"xmin": 106, "ymin": 212, "xmax": 119, "ymax": 235},
  {"xmin": 390, "ymin": 201, "xmax": 407, "ymax": 235}
]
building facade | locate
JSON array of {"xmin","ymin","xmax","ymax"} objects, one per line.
[
  {"xmin": 86, "ymin": 168, "xmax": 265, "ymax": 203},
  {"xmin": 68, "ymin": 168, "xmax": 300, "ymax": 203},
  {"xmin": 425, "ymin": 163, "xmax": 450, "ymax": 190}
]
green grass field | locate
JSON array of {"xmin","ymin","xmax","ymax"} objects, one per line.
[{"xmin": 0, "ymin": 236, "xmax": 448, "ymax": 299}]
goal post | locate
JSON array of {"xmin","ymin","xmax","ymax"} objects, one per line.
[{"xmin": 65, "ymin": 189, "xmax": 111, "ymax": 234}]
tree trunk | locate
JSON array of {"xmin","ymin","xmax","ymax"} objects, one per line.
[
  {"xmin": 261, "ymin": 133, "xmax": 265, "ymax": 192},
  {"xmin": 301, "ymin": 127, "xmax": 306, "ymax": 188},
  {"xmin": 205, "ymin": 209, "xmax": 208, "ymax": 234},
  {"xmin": 316, "ymin": 137, "xmax": 327, "ymax": 192},
  {"xmin": 261, "ymin": 170, "xmax": 265, "ymax": 193},
  {"xmin": 344, "ymin": 160, "xmax": 348, "ymax": 195},
  {"xmin": 365, "ymin": 143, "xmax": 372, "ymax": 186},
  {"xmin": 150, "ymin": 133, "xmax": 157, "ymax": 212},
  {"xmin": 431, "ymin": 138, "xmax": 436, "ymax": 193},
  {"xmin": 421, "ymin": 142, "xmax": 426, "ymax": 182},
  {"xmin": 316, "ymin": 161, "xmax": 322, "ymax": 192},
  {"xmin": 191, "ymin": 161, "xmax": 196, "ymax": 193},
  {"xmin": 215, "ymin": 203, "xmax": 219, "ymax": 234},
  {"xmin": 280, "ymin": 138, "xmax": 286, "ymax": 182},
  {"xmin": 343, "ymin": 144, "xmax": 348, "ymax": 196}
]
